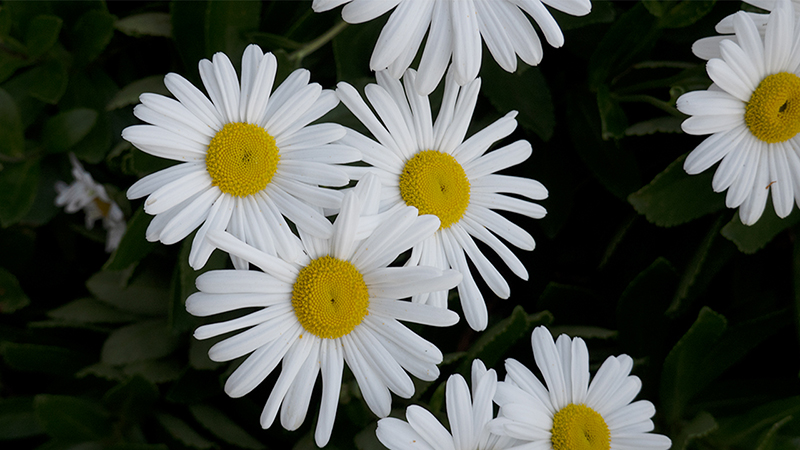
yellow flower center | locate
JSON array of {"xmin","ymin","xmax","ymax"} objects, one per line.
[
  {"xmin": 92, "ymin": 198, "xmax": 111, "ymax": 217},
  {"xmin": 551, "ymin": 404, "xmax": 611, "ymax": 450},
  {"xmin": 291, "ymin": 256, "xmax": 369, "ymax": 340},
  {"xmin": 205, "ymin": 122, "xmax": 280, "ymax": 197},
  {"xmin": 744, "ymin": 72, "xmax": 800, "ymax": 144},
  {"xmin": 398, "ymin": 150, "xmax": 470, "ymax": 229}
]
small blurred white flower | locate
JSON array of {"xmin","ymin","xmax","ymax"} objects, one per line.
[{"xmin": 55, "ymin": 153, "xmax": 126, "ymax": 252}]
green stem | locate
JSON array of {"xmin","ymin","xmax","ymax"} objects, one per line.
[
  {"xmin": 289, "ymin": 20, "xmax": 348, "ymax": 63},
  {"xmin": 615, "ymin": 94, "xmax": 684, "ymax": 117}
]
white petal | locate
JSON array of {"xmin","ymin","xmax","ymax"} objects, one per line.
[
  {"xmin": 224, "ymin": 323, "xmax": 300, "ymax": 398},
  {"xmin": 450, "ymin": 0, "xmax": 482, "ymax": 86},
  {"xmin": 369, "ymin": 298, "xmax": 459, "ymax": 326},
  {"xmin": 315, "ymin": 339, "xmax": 344, "ymax": 447},
  {"xmin": 416, "ymin": 1, "xmax": 453, "ymax": 96}
]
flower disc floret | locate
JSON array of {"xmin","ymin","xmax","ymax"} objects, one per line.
[
  {"xmin": 399, "ymin": 150, "xmax": 470, "ymax": 229},
  {"xmin": 205, "ymin": 122, "xmax": 280, "ymax": 197},
  {"xmin": 551, "ymin": 403, "xmax": 611, "ymax": 450},
  {"xmin": 745, "ymin": 72, "xmax": 800, "ymax": 144},
  {"xmin": 291, "ymin": 255, "xmax": 369, "ymax": 339}
]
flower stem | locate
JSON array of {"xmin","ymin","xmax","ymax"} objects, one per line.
[{"xmin": 289, "ymin": 20, "xmax": 348, "ymax": 63}]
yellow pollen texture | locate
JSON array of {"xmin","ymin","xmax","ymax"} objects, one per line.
[
  {"xmin": 291, "ymin": 256, "xmax": 369, "ymax": 340},
  {"xmin": 205, "ymin": 122, "xmax": 279, "ymax": 197},
  {"xmin": 745, "ymin": 72, "xmax": 800, "ymax": 144},
  {"xmin": 399, "ymin": 150, "xmax": 470, "ymax": 229},
  {"xmin": 551, "ymin": 404, "xmax": 611, "ymax": 450}
]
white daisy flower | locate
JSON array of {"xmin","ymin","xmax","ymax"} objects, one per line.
[
  {"xmin": 313, "ymin": 0, "xmax": 591, "ymax": 95},
  {"xmin": 376, "ymin": 359, "xmax": 520, "ymax": 450},
  {"xmin": 336, "ymin": 69, "xmax": 548, "ymax": 331},
  {"xmin": 123, "ymin": 44, "xmax": 360, "ymax": 270},
  {"xmin": 677, "ymin": 0, "xmax": 800, "ymax": 225},
  {"xmin": 185, "ymin": 175, "xmax": 462, "ymax": 447},
  {"xmin": 491, "ymin": 326, "xmax": 672, "ymax": 450},
  {"xmin": 55, "ymin": 153, "xmax": 126, "ymax": 252},
  {"xmin": 692, "ymin": 0, "xmax": 799, "ymax": 60}
]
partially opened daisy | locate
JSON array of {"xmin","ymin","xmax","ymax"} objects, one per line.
[
  {"xmin": 185, "ymin": 175, "xmax": 461, "ymax": 447},
  {"xmin": 491, "ymin": 326, "xmax": 672, "ymax": 450},
  {"xmin": 313, "ymin": 0, "xmax": 591, "ymax": 95},
  {"xmin": 677, "ymin": 0, "xmax": 800, "ymax": 225},
  {"xmin": 55, "ymin": 153, "xmax": 126, "ymax": 252},
  {"xmin": 692, "ymin": 0, "xmax": 799, "ymax": 60},
  {"xmin": 123, "ymin": 44, "xmax": 360, "ymax": 269},
  {"xmin": 377, "ymin": 359, "xmax": 520, "ymax": 450},
  {"xmin": 337, "ymin": 69, "xmax": 548, "ymax": 331}
]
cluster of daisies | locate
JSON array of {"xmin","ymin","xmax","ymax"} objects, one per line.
[{"xmin": 51, "ymin": 0, "xmax": 800, "ymax": 448}]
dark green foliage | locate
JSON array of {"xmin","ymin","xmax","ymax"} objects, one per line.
[{"xmin": 0, "ymin": 1, "xmax": 798, "ymax": 449}]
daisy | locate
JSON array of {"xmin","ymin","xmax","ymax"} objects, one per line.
[
  {"xmin": 677, "ymin": 0, "xmax": 800, "ymax": 225},
  {"xmin": 336, "ymin": 68, "xmax": 548, "ymax": 331},
  {"xmin": 123, "ymin": 44, "xmax": 360, "ymax": 270},
  {"xmin": 312, "ymin": 0, "xmax": 591, "ymax": 95},
  {"xmin": 692, "ymin": 0, "xmax": 799, "ymax": 60},
  {"xmin": 376, "ymin": 359, "xmax": 520, "ymax": 450},
  {"xmin": 185, "ymin": 175, "xmax": 462, "ymax": 447},
  {"xmin": 55, "ymin": 153, "xmax": 126, "ymax": 252},
  {"xmin": 491, "ymin": 326, "xmax": 672, "ymax": 450}
]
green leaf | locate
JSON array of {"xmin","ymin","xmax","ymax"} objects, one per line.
[
  {"xmin": 42, "ymin": 108, "xmax": 98, "ymax": 153},
  {"xmin": 668, "ymin": 217, "xmax": 736, "ymax": 316},
  {"xmin": 115, "ymin": 12, "xmax": 171, "ymax": 38},
  {"xmin": 0, "ymin": 7, "xmax": 11, "ymax": 37},
  {"xmin": 172, "ymin": 235, "xmax": 227, "ymax": 333},
  {"xmin": 101, "ymin": 319, "xmax": 182, "ymax": 365},
  {"xmin": 122, "ymin": 359, "xmax": 183, "ymax": 384},
  {"xmin": 25, "ymin": 59, "xmax": 69, "ymax": 104},
  {"xmin": 0, "ymin": 267, "xmax": 29, "ymax": 313},
  {"xmin": 567, "ymin": 92, "xmax": 641, "ymax": 199},
  {"xmin": 550, "ymin": 0, "xmax": 615, "ymax": 30},
  {"xmin": 712, "ymin": 397, "xmax": 800, "ymax": 447},
  {"xmin": 661, "ymin": 307, "xmax": 727, "ymax": 422},
  {"xmin": 628, "ymin": 154, "xmax": 726, "ymax": 227},
  {"xmin": 547, "ymin": 325, "xmax": 618, "ymax": 340},
  {"xmin": 625, "ymin": 116, "xmax": 684, "ymax": 136},
  {"xmin": 333, "ymin": 17, "xmax": 385, "ymax": 82},
  {"xmin": 616, "ymin": 257, "xmax": 677, "ymax": 357},
  {"xmin": 86, "ymin": 268, "xmax": 169, "ymax": 316},
  {"xmin": 104, "ymin": 207, "xmax": 156, "ymax": 270},
  {"xmin": 1, "ymin": 342, "xmax": 91, "ymax": 375},
  {"xmin": 155, "ymin": 413, "xmax": 215, "ymax": 449},
  {"xmin": 106, "ymin": 75, "xmax": 169, "ymax": 111},
  {"xmin": 0, "ymin": 87, "xmax": 25, "ymax": 158},
  {"xmin": 458, "ymin": 305, "xmax": 552, "ymax": 373},
  {"xmin": 644, "ymin": 0, "xmax": 716, "ymax": 29},
  {"xmin": 71, "ymin": 10, "xmax": 115, "ymax": 65},
  {"xmin": 755, "ymin": 416, "xmax": 794, "ymax": 450},
  {"xmin": 48, "ymin": 297, "xmax": 137, "ymax": 324},
  {"xmin": 0, "ymin": 397, "xmax": 44, "ymax": 440},
  {"xmin": 0, "ymin": 159, "xmax": 41, "ymax": 227},
  {"xmin": 104, "ymin": 376, "xmax": 158, "ymax": 423},
  {"xmin": 171, "ymin": 0, "xmax": 208, "ymax": 82},
  {"xmin": 588, "ymin": 3, "xmax": 661, "ymax": 90},
  {"xmin": 25, "ymin": 15, "xmax": 62, "ymax": 57},
  {"xmin": 721, "ymin": 204, "xmax": 800, "ymax": 254},
  {"xmin": 795, "ymin": 239, "xmax": 800, "ymax": 349},
  {"xmin": 596, "ymin": 85, "xmax": 627, "ymax": 140},
  {"xmin": 480, "ymin": 63, "xmax": 555, "ymax": 142},
  {"xmin": 671, "ymin": 411, "xmax": 718, "ymax": 450},
  {"xmin": 189, "ymin": 405, "xmax": 266, "ymax": 449},
  {"xmin": 34, "ymin": 395, "xmax": 113, "ymax": 442},
  {"xmin": 189, "ymin": 337, "xmax": 223, "ymax": 371},
  {"xmin": 205, "ymin": 0, "xmax": 261, "ymax": 59},
  {"xmin": 246, "ymin": 31, "xmax": 304, "ymax": 51}
]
